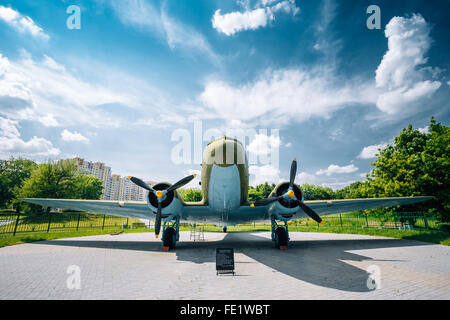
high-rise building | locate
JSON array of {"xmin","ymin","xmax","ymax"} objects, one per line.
[
  {"xmin": 73, "ymin": 157, "xmax": 152, "ymax": 201},
  {"xmin": 74, "ymin": 157, "xmax": 112, "ymax": 200}
]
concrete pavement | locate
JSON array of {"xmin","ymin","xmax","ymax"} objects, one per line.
[{"xmin": 0, "ymin": 231, "xmax": 449, "ymax": 299}]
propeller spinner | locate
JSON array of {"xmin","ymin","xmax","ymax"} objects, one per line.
[
  {"xmin": 128, "ymin": 174, "xmax": 197, "ymax": 238},
  {"xmin": 252, "ymin": 159, "xmax": 323, "ymax": 224}
]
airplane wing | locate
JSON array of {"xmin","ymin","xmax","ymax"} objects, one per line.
[
  {"xmin": 302, "ymin": 196, "xmax": 433, "ymax": 218},
  {"xmin": 18, "ymin": 198, "xmax": 149, "ymax": 219}
]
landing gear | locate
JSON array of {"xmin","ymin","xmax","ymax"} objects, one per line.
[
  {"xmin": 163, "ymin": 227, "xmax": 177, "ymax": 250},
  {"xmin": 161, "ymin": 216, "xmax": 180, "ymax": 251},
  {"xmin": 271, "ymin": 215, "xmax": 289, "ymax": 250},
  {"xmin": 223, "ymin": 226, "xmax": 227, "ymax": 233}
]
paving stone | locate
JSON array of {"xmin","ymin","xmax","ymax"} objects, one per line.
[{"xmin": 0, "ymin": 231, "xmax": 449, "ymax": 299}]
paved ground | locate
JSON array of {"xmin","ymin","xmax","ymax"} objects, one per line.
[{"xmin": 0, "ymin": 231, "xmax": 449, "ymax": 300}]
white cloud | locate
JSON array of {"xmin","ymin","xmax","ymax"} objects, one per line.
[
  {"xmin": 0, "ymin": 116, "xmax": 60, "ymax": 157},
  {"xmin": 375, "ymin": 14, "xmax": 441, "ymax": 114},
  {"xmin": 247, "ymin": 133, "xmax": 280, "ymax": 155},
  {"xmin": 108, "ymin": 0, "xmax": 218, "ymax": 63},
  {"xmin": 212, "ymin": 0, "xmax": 299, "ymax": 36},
  {"xmin": 357, "ymin": 143, "xmax": 388, "ymax": 159},
  {"xmin": 296, "ymin": 171, "xmax": 318, "ymax": 185},
  {"xmin": 0, "ymin": 52, "xmax": 153, "ymax": 128},
  {"xmin": 199, "ymin": 68, "xmax": 375, "ymax": 126},
  {"xmin": 38, "ymin": 114, "xmax": 59, "ymax": 127},
  {"xmin": 249, "ymin": 164, "xmax": 280, "ymax": 186},
  {"xmin": 285, "ymin": 142, "xmax": 292, "ymax": 148},
  {"xmin": 61, "ymin": 129, "xmax": 89, "ymax": 143},
  {"xmin": 316, "ymin": 164, "xmax": 358, "ymax": 176},
  {"xmin": 418, "ymin": 126, "xmax": 429, "ymax": 134},
  {"xmin": 0, "ymin": 6, "xmax": 49, "ymax": 40}
]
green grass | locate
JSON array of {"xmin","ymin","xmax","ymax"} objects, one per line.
[
  {"xmin": 1, "ymin": 210, "xmax": 448, "ymax": 247},
  {"xmin": 0, "ymin": 228, "xmax": 153, "ymax": 248}
]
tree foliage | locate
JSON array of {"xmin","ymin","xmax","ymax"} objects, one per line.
[
  {"xmin": 0, "ymin": 158, "xmax": 37, "ymax": 208},
  {"xmin": 358, "ymin": 118, "xmax": 449, "ymax": 221},
  {"xmin": 15, "ymin": 160, "xmax": 103, "ymax": 213}
]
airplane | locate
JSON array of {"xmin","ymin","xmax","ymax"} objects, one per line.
[{"xmin": 20, "ymin": 136, "xmax": 433, "ymax": 251}]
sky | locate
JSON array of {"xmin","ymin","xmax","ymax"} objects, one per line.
[{"xmin": 0, "ymin": 0, "xmax": 449, "ymax": 190}]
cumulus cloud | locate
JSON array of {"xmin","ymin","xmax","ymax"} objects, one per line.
[
  {"xmin": 418, "ymin": 126, "xmax": 429, "ymax": 134},
  {"xmin": 212, "ymin": 0, "xmax": 299, "ymax": 35},
  {"xmin": 199, "ymin": 68, "xmax": 375, "ymax": 126},
  {"xmin": 0, "ymin": 116, "xmax": 60, "ymax": 157},
  {"xmin": 0, "ymin": 6, "xmax": 49, "ymax": 40},
  {"xmin": 249, "ymin": 164, "xmax": 280, "ymax": 186},
  {"xmin": 375, "ymin": 14, "xmax": 441, "ymax": 114},
  {"xmin": 0, "ymin": 52, "xmax": 146, "ymax": 128},
  {"xmin": 247, "ymin": 133, "xmax": 280, "ymax": 155},
  {"xmin": 296, "ymin": 171, "xmax": 318, "ymax": 185},
  {"xmin": 316, "ymin": 164, "xmax": 358, "ymax": 176},
  {"xmin": 357, "ymin": 143, "xmax": 388, "ymax": 159},
  {"xmin": 61, "ymin": 129, "xmax": 89, "ymax": 143}
]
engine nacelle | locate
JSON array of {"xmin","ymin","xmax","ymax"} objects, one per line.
[
  {"xmin": 146, "ymin": 182, "xmax": 183, "ymax": 218},
  {"xmin": 268, "ymin": 182, "xmax": 302, "ymax": 218}
]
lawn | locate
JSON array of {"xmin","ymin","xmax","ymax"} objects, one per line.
[{"xmin": 1, "ymin": 210, "xmax": 448, "ymax": 247}]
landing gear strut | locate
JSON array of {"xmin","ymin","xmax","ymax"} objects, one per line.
[
  {"xmin": 271, "ymin": 215, "xmax": 289, "ymax": 250},
  {"xmin": 161, "ymin": 216, "xmax": 180, "ymax": 251}
]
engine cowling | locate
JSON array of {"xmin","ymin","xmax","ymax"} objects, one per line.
[
  {"xmin": 146, "ymin": 182, "xmax": 183, "ymax": 217},
  {"xmin": 266, "ymin": 182, "xmax": 302, "ymax": 218},
  {"xmin": 269, "ymin": 182, "xmax": 303, "ymax": 208}
]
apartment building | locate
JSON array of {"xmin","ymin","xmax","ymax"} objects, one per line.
[{"xmin": 73, "ymin": 157, "xmax": 151, "ymax": 201}]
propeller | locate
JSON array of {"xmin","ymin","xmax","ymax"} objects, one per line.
[
  {"xmin": 128, "ymin": 174, "xmax": 197, "ymax": 238},
  {"xmin": 251, "ymin": 159, "xmax": 323, "ymax": 224}
]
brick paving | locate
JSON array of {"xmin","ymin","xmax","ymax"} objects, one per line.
[{"xmin": 0, "ymin": 231, "xmax": 449, "ymax": 299}]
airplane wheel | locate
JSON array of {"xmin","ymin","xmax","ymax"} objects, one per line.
[
  {"xmin": 274, "ymin": 227, "xmax": 288, "ymax": 249},
  {"xmin": 163, "ymin": 227, "xmax": 177, "ymax": 249}
]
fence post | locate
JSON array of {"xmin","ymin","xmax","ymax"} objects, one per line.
[
  {"xmin": 339, "ymin": 214, "xmax": 343, "ymax": 227},
  {"xmin": 365, "ymin": 213, "xmax": 369, "ymax": 228},
  {"xmin": 423, "ymin": 212, "xmax": 429, "ymax": 230},
  {"xmin": 47, "ymin": 212, "xmax": 52, "ymax": 233},
  {"xmin": 393, "ymin": 213, "xmax": 397, "ymax": 229},
  {"xmin": 76, "ymin": 213, "xmax": 81, "ymax": 231},
  {"xmin": 13, "ymin": 212, "xmax": 21, "ymax": 236},
  {"xmin": 126, "ymin": 218, "xmax": 129, "ymax": 229},
  {"xmin": 102, "ymin": 215, "xmax": 106, "ymax": 230}
]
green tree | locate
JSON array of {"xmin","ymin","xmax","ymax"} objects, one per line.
[
  {"xmin": 0, "ymin": 158, "xmax": 37, "ymax": 208},
  {"xmin": 16, "ymin": 159, "xmax": 103, "ymax": 213},
  {"xmin": 73, "ymin": 175, "xmax": 103, "ymax": 200},
  {"xmin": 334, "ymin": 181, "xmax": 366, "ymax": 199},
  {"xmin": 301, "ymin": 184, "xmax": 335, "ymax": 200},
  {"xmin": 362, "ymin": 118, "xmax": 449, "ymax": 221},
  {"xmin": 178, "ymin": 189, "xmax": 203, "ymax": 202}
]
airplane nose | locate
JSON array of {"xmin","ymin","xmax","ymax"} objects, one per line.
[{"xmin": 204, "ymin": 137, "xmax": 246, "ymax": 166}]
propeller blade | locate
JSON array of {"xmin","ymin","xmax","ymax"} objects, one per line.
[
  {"xmin": 253, "ymin": 195, "xmax": 284, "ymax": 207},
  {"xmin": 298, "ymin": 201, "xmax": 322, "ymax": 224},
  {"xmin": 167, "ymin": 174, "xmax": 197, "ymax": 192},
  {"xmin": 289, "ymin": 158, "xmax": 297, "ymax": 189},
  {"xmin": 128, "ymin": 176, "xmax": 154, "ymax": 192},
  {"xmin": 154, "ymin": 202, "xmax": 162, "ymax": 238}
]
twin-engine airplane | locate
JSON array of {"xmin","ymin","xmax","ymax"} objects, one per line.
[{"xmin": 21, "ymin": 136, "xmax": 432, "ymax": 251}]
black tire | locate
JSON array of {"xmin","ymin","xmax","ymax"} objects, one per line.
[
  {"xmin": 274, "ymin": 227, "xmax": 288, "ymax": 249},
  {"xmin": 163, "ymin": 227, "xmax": 177, "ymax": 249}
]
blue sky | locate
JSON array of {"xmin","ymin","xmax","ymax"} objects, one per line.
[{"xmin": 0, "ymin": 0, "xmax": 449, "ymax": 189}]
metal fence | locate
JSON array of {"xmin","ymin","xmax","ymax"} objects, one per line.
[
  {"xmin": 0, "ymin": 210, "xmax": 441, "ymax": 236},
  {"xmin": 0, "ymin": 211, "xmax": 143, "ymax": 236}
]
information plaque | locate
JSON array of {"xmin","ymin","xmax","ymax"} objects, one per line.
[{"xmin": 216, "ymin": 248, "xmax": 235, "ymax": 275}]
